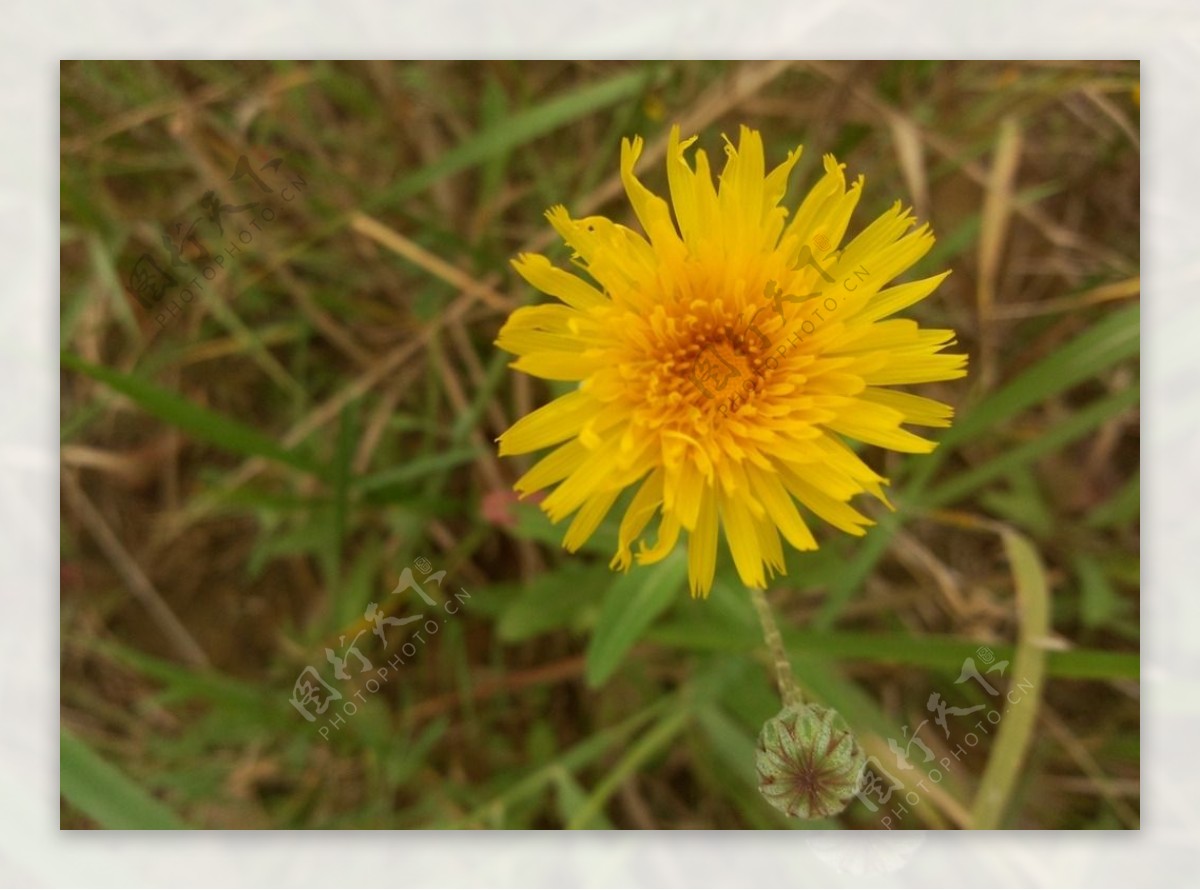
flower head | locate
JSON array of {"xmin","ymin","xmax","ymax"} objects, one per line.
[
  {"xmin": 497, "ymin": 125, "xmax": 966, "ymax": 597},
  {"xmin": 756, "ymin": 702, "xmax": 867, "ymax": 820}
]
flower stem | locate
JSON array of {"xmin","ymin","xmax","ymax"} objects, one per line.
[{"xmin": 749, "ymin": 586, "xmax": 802, "ymax": 709}]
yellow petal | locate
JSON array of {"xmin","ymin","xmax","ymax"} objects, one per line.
[
  {"xmin": 826, "ymin": 403, "xmax": 938, "ymax": 454},
  {"xmin": 515, "ymin": 438, "xmax": 589, "ymax": 495},
  {"xmin": 637, "ymin": 511, "xmax": 681, "ymax": 564},
  {"xmin": 749, "ymin": 465, "xmax": 818, "ymax": 552},
  {"xmin": 510, "ymin": 351, "xmax": 602, "ymax": 381},
  {"xmin": 611, "ymin": 469, "xmax": 664, "ymax": 571},
  {"xmin": 781, "ymin": 466, "xmax": 874, "ymax": 536},
  {"xmin": 621, "ymin": 135, "xmax": 684, "ymax": 258},
  {"xmin": 858, "ymin": 387, "xmax": 954, "ymax": 428},
  {"xmin": 563, "ymin": 486, "xmax": 621, "ymax": 553},
  {"xmin": 861, "ymin": 351, "xmax": 968, "ymax": 386},
  {"xmin": 545, "ymin": 206, "xmax": 657, "ymax": 296},
  {"xmin": 686, "ymin": 487, "xmax": 718, "ymax": 597},
  {"xmin": 853, "ymin": 271, "xmax": 952, "ymax": 324},
  {"xmin": 666, "ymin": 125, "xmax": 702, "ymax": 245},
  {"xmin": 718, "ymin": 486, "xmax": 766, "ymax": 588},
  {"xmin": 497, "ymin": 389, "xmax": 595, "ymax": 456},
  {"xmin": 512, "ymin": 253, "xmax": 609, "ymax": 310}
]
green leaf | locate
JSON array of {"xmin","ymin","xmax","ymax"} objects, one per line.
[
  {"xmin": 478, "ymin": 75, "xmax": 513, "ymax": 207},
  {"xmin": 512, "ymin": 501, "xmax": 619, "ymax": 556},
  {"xmin": 1086, "ymin": 470, "xmax": 1140, "ymax": 530},
  {"xmin": 978, "ymin": 468, "xmax": 1055, "ymax": 540},
  {"xmin": 446, "ymin": 700, "xmax": 671, "ymax": 828},
  {"xmin": 910, "ymin": 304, "xmax": 1140, "ymax": 492},
  {"xmin": 971, "ymin": 527, "xmax": 1051, "ymax": 829},
  {"xmin": 924, "ymin": 384, "xmax": 1139, "ymax": 508},
  {"xmin": 247, "ymin": 517, "xmax": 331, "ymax": 580},
  {"xmin": 566, "ymin": 706, "xmax": 690, "ymax": 829},
  {"xmin": 333, "ymin": 534, "xmax": 385, "ymax": 631},
  {"xmin": 60, "ymin": 728, "xmax": 188, "ymax": 829},
  {"xmin": 645, "ymin": 622, "xmax": 1138, "ymax": 680},
  {"xmin": 497, "ymin": 563, "xmax": 607, "ymax": 642},
  {"xmin": 585, "ymin": 549, "xmax": 687, "ymax": 687},
  {"xmin": 553, "ymin": 768, "xmax": 613, "ymax": 829},
  {"xmin": 95, "ymin": 641, "xmax": 288, "ymax": 725},
  {"xmin": 364, "ymin": 66, "xmax": 659, "ymax": 213},
  {"xmin": 696, "ymin": 704, "xmax": 759, "ymax": 788},
  {"xmin": 353, "ymin": 446, "xmax": 482, "ymax": 494},
  {"xmin": 326, "ymin": 403, "xmax": 357, "ymax": 588},
  {"xmin": 818, "ymin": 306, "xmax": 1140, "ymax": 628},
  {"xmin": 1075, "ymin": 553, "xmax": 1126, "ymax": 629},
  {"xmin": 61, "ymin": 351, "xmax": 327, "ymax": 480}
]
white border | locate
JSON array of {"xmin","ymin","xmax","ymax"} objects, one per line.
[{"xmin": 8, "ymin": 2, "xmax": 1185, "ymax": 885}]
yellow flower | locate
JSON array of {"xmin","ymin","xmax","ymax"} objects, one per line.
[{"xmin": 496, "ymin": 125, "xmax": 966, "ymax": 597}]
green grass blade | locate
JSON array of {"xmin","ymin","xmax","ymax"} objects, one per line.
[
  {"xmin": 645, "ymin": 623, "xmax": 1137, "ymax": 681},
  {"xmin": 970, "ymin": 528, "xmax": 1051, "ymax": 828},
  {"xmin": 585, "ymin": 550, "xmax": 687, "ymax": 687},
  {"xmin": 447, "ymin": 699, "xmax": 672, "ymax": 828},
  {"xmin": 814, "ymin": 513, "xmax": 900, "ymax": 630},
  {"xmin": 62, "ymin": 351, "xmax": 327, "ymax": 480},
  {"xmin": 327, "ymin": 403, "xmax": 356, "ymax": 587},
  {"xmin": 924, "ymin": 384, "xmax": 1139, "ymax": 508},
  {"xmin": 60, "ymin": 728, "xmax": 188, "ymax": 829},
  {"xmin": 365, "ymin": 66, "xmax": 658, "ymax": 213},
  {"xmin": 818, "ymin": 305, "xmax": 1140, "ymax": 627},
  {"xmin": 1086, "ymin": 470, "xmax": 1140, "ymax": 530},
  {"xmin": 566, "ymin": 706, "xmax": 690, "ymax": 829},
  {"xmin": 910, "ymin": 304, "xmax": 1139, "ymax": 491},
  {"xmin": 352, "ymin": 446, "xmax": 482, "ymax": 494}
]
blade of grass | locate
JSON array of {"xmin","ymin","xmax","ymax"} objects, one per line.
[
  {"xmin": 645, "ymin": 623, "xmax": 1136, "ymax": 681},
  {"xmin": 818, "ymin": 305, "xmax": 1139, "ymax": 627},
  {"xmin": 585, "ymin": 550, "xmax": 687, "ymax": 687},
  {"xmin": 908, "ymin": 304, "xmax": 1140, "ymax": 493},
  {"xmin": 95, "ymin": 641, "xmax": 287, "ymax": 725},
  {"xmin": 813, "ymin": 512, "xmax": 901, "ymax": 630},
  {"xmin": 352, "ymin": 445, "xmax": 482, "ymax": 495},
  {"xmin": 921, "ymin": 511, "xmax": 1052, "ymax": 828},
  {"xmin": 61, "ymin": 728, "xmax": 188, "ymax": 829},
  {"xmin": 446, "ymin": 698, "xmax": 672, "ymax": 828},
  {"xmin": 365, "ymin": 67, "xmax": 659, "ymax": 213},
  {"xmin": 63, "ymin": 351, "xmax": 328, "ymax": 481},
  {"xmin": 566, "ymin": 705, "xmax": 691, "ymax": 829},
  {"xmin": 553, "ymin": 768, "xmax": 614, "ymax": 829},
  {"xmin": 326, "ymin": 402, "xmax": 356, "ymax": 589},
  {"xmin": 976, "ymin": 116, "xmax": 1023, "ymax": 388},
  {"xmin": 244, "ymin": 65, "xmax": 663, "ymax": 295},
  {"xmin": 1086, "ymin": 470, "xmax": 1140, "ymax": 530},
  {"xmin": 923, "ymin": 384, "xmax": 1139, "ymax": 508},
  {"xmin": 62, "ymin": 473, "xmax": 211, "ymax": 669},
  {"xmin": 973, "ymin": 525, "xmax": 1051, "ymax": 828}
]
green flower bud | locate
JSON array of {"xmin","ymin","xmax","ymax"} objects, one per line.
[{"xmin": 756, "ymin": 702, "xmax": 866, "ymax": 820}]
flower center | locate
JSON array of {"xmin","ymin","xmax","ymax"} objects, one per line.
[
  {"xmin": 685, "ymin": 323, "xmax": 771, "ymax": 410},
  {"xmin": 627, "ymin": 294, "xmax": 782, "ymax": 434}
]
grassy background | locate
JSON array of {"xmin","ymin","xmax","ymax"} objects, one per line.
[{"xmin": 59, "ymin": 60, "xmax": 1139, "ymax": 829}]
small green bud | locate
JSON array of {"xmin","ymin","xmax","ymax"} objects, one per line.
[{"xmin": 756, "ymin": 702, "xmax": 866, "ymax": 820}]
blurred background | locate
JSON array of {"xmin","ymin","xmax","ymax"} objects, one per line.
[{"xmin": 59, "ymin": 60, "xmax": 1139, "ymax": 829}]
